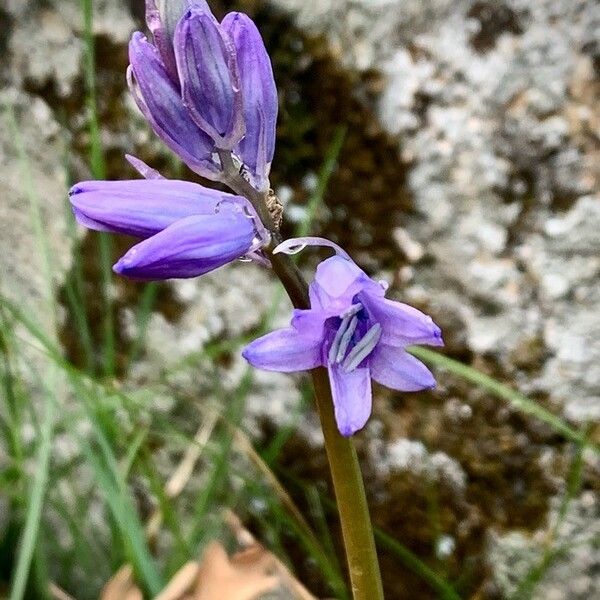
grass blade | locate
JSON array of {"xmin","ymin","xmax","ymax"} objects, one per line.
[
  {"xmin": 3, "ymin": 104, "xmax": 60, "ymax": 600},
  {"xmin": 374, "ymin": 528, "xmax": 463, "ymax": 600},
  {"xmin": 80, "ymin": 0, "xmax": 115, "ymax": 377},
  {"xmin": 408, "ymin": 347, "xmax": 596, "ymax": 451}
]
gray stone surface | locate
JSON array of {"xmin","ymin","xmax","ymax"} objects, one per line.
[
  {"xmin": 1, "ymin": 0, "xmax": 599, "ymax": 597},
  {"xmin": 270, "ymin": 0, "xmax": 600, "ymax": 426},
  {"xmin": 489, "ymin": 491, "xmax": 600, "ymax": 599},
  {"xmin": 0, "ymin": 88, "xmax": 71, "ymax": 336}
]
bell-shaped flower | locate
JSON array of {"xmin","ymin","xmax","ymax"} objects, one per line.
[
  {"xmin": 128, "ymin": 31, "xmax": 220, "ymax": 179},
  {"xmin": 69, "ymin": 167, "xmax": 268, "ymax": 280},
  {"xmin": 242, "ymin": 238, "xmax": 443, "ymax": 437},
  {"xmin": 222, "ymin": 12, "xmax": 278, "ymax": 191},
  {"xmin": 174, "ymin": 8, "xmax": 244, "ymax": 149}
]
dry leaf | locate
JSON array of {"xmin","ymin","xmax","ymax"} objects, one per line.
[
  {"xmin": 193, "ymin": 541, "xmax": 279, "ymax": 600},
  {"xmin": 155, "ymin": 562, "xmax": 200, "ymax": 600},
  {"xmin": 100, "ymin": 565, "xmax": 143, "ymax": 600}
]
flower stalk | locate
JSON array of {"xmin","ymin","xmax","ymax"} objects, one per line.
[
  {"xmin": 218, "ymin": 153, "xmax": 384, "ymax": 598},
  {"xmin": 68, "ymin": 3, "xmax": 444, "ymax": 596},
  {"xmin": 311, "ymin": 367, "xmax": 385, "ymax": 600}
]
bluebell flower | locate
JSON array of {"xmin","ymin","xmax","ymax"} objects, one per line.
[
  {"xmin": 222, "ymin": 12, "xmax": 278, "ymax": 191},
  {"xmin": 242, "ymin": 238, "xmax": 443, "ymax": 436},
  {"xmin": 131, "ymin": 1, "xmax": 278, "ymax": 189},
  {"xmin": 69, "ymin": 166, "xmax": 267, "ymax": 280}
]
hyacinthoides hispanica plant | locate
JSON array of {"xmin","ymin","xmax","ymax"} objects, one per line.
[{"xmin": 69, "ymin": 2, "xmax": 443, "ymax": 598}]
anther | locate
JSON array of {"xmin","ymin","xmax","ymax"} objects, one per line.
[
  {"xmin": 335, "ymin": 316, "xmax": 358, "ymax": 363},
  {"xmin": 341, "ymin": 303, "xmax": 363, "ymax": 319},
  {"xmin": 328, "ymin": 314, "xmax": 354, "ymax": 364},
  {"xmin": 342, "ymin": 323, "xmax": 382, "ymax": 372}
]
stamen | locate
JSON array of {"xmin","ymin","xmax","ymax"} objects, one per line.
[
  {"xmin": 341, "ymin": 303, "xmax": 363, "ymax": 319},
  {"xmin": 327, "ymin": 314, "xmax": 355, "ymax": 364},
  {"xmin": 342, "ymin": 323, "xmax": 382, "ymax": 373},
  {"xmin": 335, "ymin": 316, "xmax": 358, "ymax": 363}
]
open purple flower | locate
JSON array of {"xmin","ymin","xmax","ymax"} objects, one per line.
[
  {"xmin": 242, "ymin": 238, "xmax": 443, "ymax": 436},
  {"xmin": 132, "ymin": 1, "xmax": 278, "ymax": 189},
  {"xmin": 69, "ymin": 163, "xmax": 267, "ymax": 280}
]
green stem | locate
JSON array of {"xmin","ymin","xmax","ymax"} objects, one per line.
[
  {"xmin": 311, "ymin": 368, "xmax": 385, "ymax": 600},
  {"xmin": 219, "ymin": 155, "xmax": 383, "ymax": 599}
]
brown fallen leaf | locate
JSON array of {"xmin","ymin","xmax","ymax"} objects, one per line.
[
  {"xmin": 193, "ymin": 541, "xmax": 280, "ymax": 600},
  {"xmin": 101, "ymin": 518, "xmax": 318, "ymax": 600},
  {"xmin": 100, "ymin": 565, "xmax": 143, "ymax": 600},
  {"xmin": 154, "ymin": 562, "xmax": 200, "ymax": 600}
]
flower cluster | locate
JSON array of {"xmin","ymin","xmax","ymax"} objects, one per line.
[
  {"xmin": 70, "ymin": 161, "xmax": 266, "ymax": 280},
  {"xmin": 70, "ymin": 0, "xmax": 277, "ymax": 279},
  {"xmin": 69, "ymin": 1, "xmax": 443, "ymax": 436},
  {"xmin": 133, "ymin": 0, "xmax": 277, "ymax": 191}
]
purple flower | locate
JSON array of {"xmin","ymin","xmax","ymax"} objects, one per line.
[
  {"xmin": 132, "ymin": 1, "xmax": 278, "ymax": 189},
  {"xmin": 175, "ymin": 8, "xmax": 244, "ymax": 149},
  {"xmin": 145, "ymin": 1, "xmax": 212, "ymax": 80},
  {"xmin": 222, "ymin": 12, "xmax": 278, "ymax": 191},
  {"xmin": 128, "ymin": 31, "xmax": 220, "ymax": 179},
  {"xmin": 69, "ymin": 169, "xmax": 266, "ymax": 280},
  {"xmin": 242, "ymin": 238, "xmax": 443, "ymax": 436}
]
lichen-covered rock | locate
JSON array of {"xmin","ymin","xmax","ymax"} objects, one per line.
[
  {"xmin": 0, "ymin": 89, "xmax": 71, "ymax": 335},
  {"xmin": 489, "ymin": 491, "xmax": 600, "ymax": 599},
  {"xmin": 270, "ymin": 0, "xmax": 600, "ymax": 421}
]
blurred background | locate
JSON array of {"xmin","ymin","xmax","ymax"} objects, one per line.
[{"xmin": 0, "ymin": 0, "xmax": 599, "ymax": 598}]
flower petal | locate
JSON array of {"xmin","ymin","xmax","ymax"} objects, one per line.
[
  {"xmin": 69, "ymin": 179, "xmax": 235, "ymax": 238},
  {"xmin": 145, "ymin": 0, "xmax": 213, "ymax": 79},
  {"xmin": 128, "ymin": 32, "xmax": 218, "ymax": 179},
  {"xmin": 369, "ymin": 344, "xmax": 436, "ymax": 391},
  {"xmin": 328, "ymin": 365, "xmax": 372, "ymax": 436},
  {"xmin": 125, "ymin": 154, "xmax": 165, "ymax": 179},
  {"xmin": 222, "ymin": 12, "xmax": 278, "ymax": 191},
  {"xmin": 361, "ymin": 296, "xmax": 443, "ymax": 348},
  {"xmin": 242, "ymin": 328, "xmax": 322, "ymax": 372},
  {"xmin": 290, "ymin": 308, "xmax": 329, "ymax": 339},
  {"xmin": 174, "ymin": 9, "xmax": 244, "ymax": 147},
  {"xmin": 309, "ymin": 256, "xmax": 384, "ymax": 311},
  {"xmin": 113, "ymin": 209, "xmax": 255, "ymax": 280}
]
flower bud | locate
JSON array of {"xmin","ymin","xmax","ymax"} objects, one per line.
[
  {"xmin": 222, "ymin": 12, "xmax": 278, "ymax": 191},
  {"xmin": 175, "ymin": 8, "xmax": 244, "ymax": 149},
  {"xmin": 145, "ymin": 0, "xmax": 212, "ymax": 79},
  {"xmin": 128, "ymin": 32, "xmax": 220, "ymax": 179},
  {"xmin": 113, "ymin": 208, "xmax": 256, "ymax": 280}
]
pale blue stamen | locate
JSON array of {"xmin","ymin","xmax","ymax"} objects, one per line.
[
  {"xmin": 328, "ymin": 313, "xmax": 355, "ymax": 364},
  {"xmin": 335, "ymin": 316, "xmax": 358, "ymax": 363},
  {"xmin": 341, "ymin": 303, "xmax": 363, "ymax": 319},
  {"xmin": 342, "ymin": 323, "xmax": 382, "ymax": 373}
]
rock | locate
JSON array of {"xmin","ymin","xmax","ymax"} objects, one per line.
[
  {"xmin": 488, "ymin": 492, "xmax": 600, "ymax": 598},
  {"xmin": 5, "ymin": 0, "xmax": 134, "ymax": 97},
  {"xmin": 0, "ymin": 89, "xmax": 72, "ymax": 337},
  {"xmin": 269, "ymin": 0, "xmax": 600, "ymax": 420}
]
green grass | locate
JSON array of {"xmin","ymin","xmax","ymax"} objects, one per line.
[
  {"xmin": 0, "ymin": 3, "xmax": 594, "ymax": 599},
  {"xmin": 3, "ymin": 105, "xmax": 59, "ymax": 600}
]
